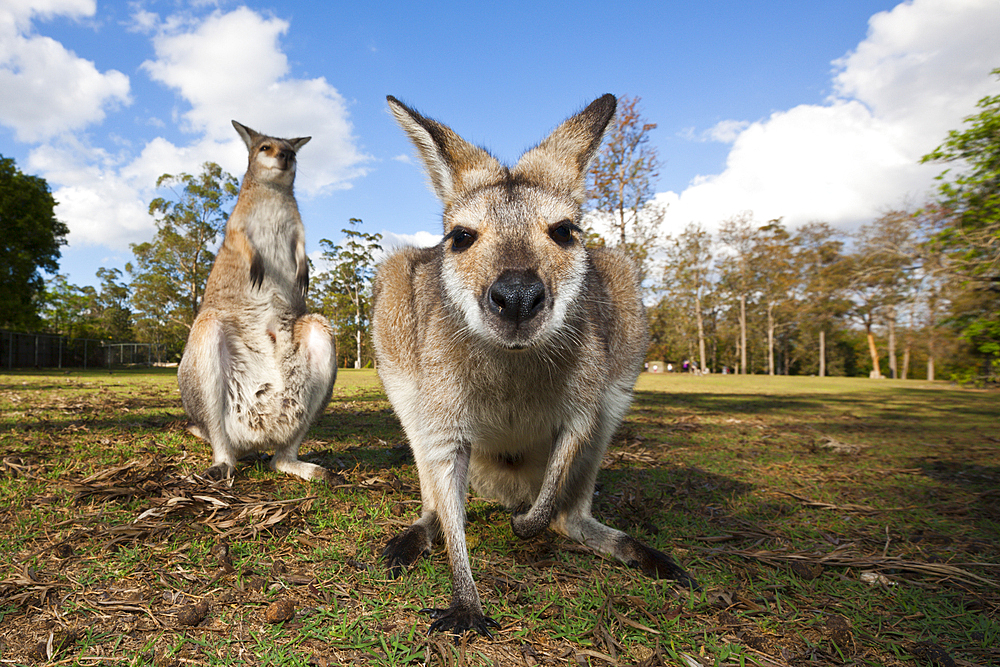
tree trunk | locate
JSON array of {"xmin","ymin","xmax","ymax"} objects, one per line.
[
  {"xmin": 927, "ymin": 324, "xmax": 937, "ymax": 381},
  {"xmin": 740, "ymin": 293, "xmax": 747, "ymax": 375},
  {"xmin": 695, "ymin": 293, "xmax": 707, "ymax": 373},
  {"xmin": 767, "ymin": 301, "xmax": 775, "ymax": 376},
  {"xmin": 819, "ymin": 329, "xmax": 826, "ymax": 378},
  {"xmin": 354, "ymin": 290, "xmax": 362, "ymax": 369},
  {"xmin": 902, "ymin": 342, "xmax": 910, "ymax": 380},
  {"xmin": 866, "ymin": 326, "xmax": 882, "ymax": 379},
  {"xmin": 887, "ymin": 313, "xmax": 897, "ymax": 379}
]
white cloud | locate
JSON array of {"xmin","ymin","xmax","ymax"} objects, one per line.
[
  {"xmin": 140, "ymin": 7, "xmax": 370, "ymax": 196},
  {"xmin": 679, "ymin": 120, "xmax": 751, "ymax": 144},
  {"xmin": 11, "ymin": 5, "xmax": 370, "ymax": 251},
  {"xmin": 27, "ymin": 139, "xmax": 150, "ymax": 247},
  {"xmin": 0, "ymin": 0, "xmax": 131, "ymax": 142},
  {"xmin": 379, "ymin": 230, "xmax": 441, "ymax": 253},
  {"xmin": 662, "ymin": 0, "xmax": 1000, "ymax": 236}
]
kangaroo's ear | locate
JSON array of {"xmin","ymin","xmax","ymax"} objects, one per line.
[
  {"xmin": 387, "ymin": 96, "xmax": 505, "ymax": 207},
  {"xmin": 290, "ymin": 136, "xmax": 311, "ymax": 152},
  {"xmin": 514, "ymin": 94, "xmax": 617, "ymax": 204},
  {"xmin": 232, "ymin": 121, "xmax": 259, "ymax": 151}
]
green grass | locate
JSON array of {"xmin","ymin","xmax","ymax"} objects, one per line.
[{"xmin": 0, "ymin": 368, "xmax": 997, "ymax": 665}]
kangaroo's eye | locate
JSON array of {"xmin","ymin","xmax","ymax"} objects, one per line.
[
  {"xmin": 259, "ymin": 145, "xmax": 270, "ymax": 152},
  {"xmin": 549, "ymin": 220, "xmax": 577, "ymax": 246},
  {"xmin": 448, "ymin": 228, "xmax": 477, "ymax": 251}
]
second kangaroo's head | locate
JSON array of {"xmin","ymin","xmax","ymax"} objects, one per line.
[
  {"xmin": 233, "ymin": 120, "xmax": 311, "ymax": 189},
  {"xmin": 388, "ymin": 94, "xmax": 616, "ymax": 350}
]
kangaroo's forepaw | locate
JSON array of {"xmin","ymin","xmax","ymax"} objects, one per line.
[
  {"xmin": 423, "ymin": 605, "xmax": 500, "ymax": 638},
  {"xmin": 510, "ymin": 504, "xmax": 549, "ymax": 540},
  {"xmin": 381, "ymin": 525, "xmax": 432, "ymax": 578}
]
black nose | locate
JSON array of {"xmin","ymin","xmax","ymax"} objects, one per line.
[{"xmin": 488, "ymin": 272, "xmax": 546, "ymax": 324}]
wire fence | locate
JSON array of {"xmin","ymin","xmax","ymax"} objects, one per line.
[{"xmin": 1, "ymin": 330, "xmax": 167, "ymax": 370}]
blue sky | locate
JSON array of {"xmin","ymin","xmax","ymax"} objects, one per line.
[{"xmin": 2, "ymin": 0, "xmax": 999, "ymax": 288}]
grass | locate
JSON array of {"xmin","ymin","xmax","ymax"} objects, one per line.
[{"xmin": 0, "ymin": 368, "xmax": 997, "ymax": 666}]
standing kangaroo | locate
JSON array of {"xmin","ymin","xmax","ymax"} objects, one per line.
[
  {"xmin": 178, "ymin": 121, "xmax": 337, "ymax": 482},
  {"xmin": 373, "ymin": 95, "xmax": 696, "ymax": 636}
]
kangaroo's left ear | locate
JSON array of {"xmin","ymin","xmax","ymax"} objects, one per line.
[
  {"xmin": 513, "ymin": 94, "xmax": 617, "ymax": 204},
  {"xmin": 232, "ymin": 120, "xmax": 260, "ymax": 151},
  {"xmin": 289, "ymin": 136, "xmax": 311, "ymax": 152},
  {"xmin": 387, "ymin": 95, "xmax": 505, "ymax": 209}
]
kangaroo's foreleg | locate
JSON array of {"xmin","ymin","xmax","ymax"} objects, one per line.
[
  {"xmin": 394, "ymin": 438, "xmax": 499, "ymax": 636},
  {"xmin": 509, "ymin": 412, "xmax": 597, "ymax": 539}
]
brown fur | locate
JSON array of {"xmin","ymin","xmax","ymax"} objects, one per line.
[
  {"xmin": 373, "ymin": 96, "xmax": 695, "ymax": 636},
  {"xmin": 177, "ymin": 121, "xmax": 337, "ymax": 482}
]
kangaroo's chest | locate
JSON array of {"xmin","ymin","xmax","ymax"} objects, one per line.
[{"xmin": 458, "ymin": 356, "xmax": 574, "ymax": 454}]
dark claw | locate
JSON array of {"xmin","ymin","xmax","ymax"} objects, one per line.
[
  {"xmin": 422, "ymin": 607, "xmax": 500, "ymax": 638},
  {"xmin": 624, "ymin": 537, "xmax": 700, "ymax": 590}
]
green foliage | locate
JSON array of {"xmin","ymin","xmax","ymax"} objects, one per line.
[
  {"xmin": 128, "ymin": 162, "xmax": 238, "ymax": 357},
  {"xmin": 39, "ymin": 269, "xmax": 133, "ymax": 341},
  {"xmin": 311, "ymin": 218, "xmax": 382, "ymax": 369},
  {"xmin": 922, "ymin": 68, "xmax": 1000, "ymax": 374},
  {"xmin": 0, "ymin": 155, "xmax": 68, "ymax": 331},
  {"xmin": 586, "ymin": 95, "xmax": 664, "ymax": 285}
]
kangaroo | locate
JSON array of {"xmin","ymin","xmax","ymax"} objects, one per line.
[
  {"xmin": 177, "ymin": 121, "xmax": 337, "ymax": 483},
  {"xmin": 373, "ymin": 95, "xmax": 696, "ymax": 636}
]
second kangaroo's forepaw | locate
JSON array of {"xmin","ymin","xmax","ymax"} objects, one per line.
[
  {"xmin": 510, "ymin": 503, "xmax": 550, "ymax": 540},
  {"xmin": 618, "ymin": 535, "xmax": 699, "ymax": 590},
  {"xmin": 423, "ymin": 605, "xmax": 500, "ymax": 638},
  {"xmin": 382, "ymin": 525, "xmax": 432, "ymax": 578}
]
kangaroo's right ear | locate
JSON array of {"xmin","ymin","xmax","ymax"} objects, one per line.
[
  {"xmin": 232, "ymin": 121, "xmax": 259, "ymax": 151},
  {"xmin": 514, "ymin": 94, "xmax": 617, "ymax": 205},
  {"xmin": 387, "ymin": 96, "xmax": 504, "ymax": 207}
]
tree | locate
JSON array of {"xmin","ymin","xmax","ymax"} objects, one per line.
[
  {"xmin": 128, "ymin": 162, "xmax": 238, "ymax": 354},
  {"xmin": 0, "ymin": 155, "xmax": 68, "ymax": 331},
  {"xmin": 792, "ymin": 222, "xmax": 850, "ymax": 377},
  {"xmin": 312, "ymin": 219, "xmax": 382, "ymax": 369},
  {"xmin": 846, "ymin": 210, "xmax": 918, "ymax": 379},
  {"xmin": 586, "ymin": 95, "xmax": 665, "ymax": 285},
  {"xmin": 661, "ymin": 222, "xmax": 713, "ymax": 372},
  {"xmin": 40, "ymin": 274, "xmax": 93, "ymax": 338},
  {"xmin": 93, "ymin": 267, "xmax": 133, "ymax": 341},
  {"xmin": 718, "ymin": 212, "xmax": 758, "ymax": 374},
  {"xmin": 753, "ymin": 219, "xmax": 796, "ymax": 376},
  {"xmin": 921, "ymin": 68, "xmax": 1000, "ymax": 377}
]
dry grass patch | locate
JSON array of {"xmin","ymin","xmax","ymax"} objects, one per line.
[{"xmin": 0, "ymin": 369, "xmax": 997, "ymax": 666}]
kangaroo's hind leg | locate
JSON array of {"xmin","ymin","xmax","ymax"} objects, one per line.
[
  {"xmin": 269, "ymin": 313, "xmax": 337, "ymax": 481},
  {"xmin": 178, "ymin": 311, "xmax": 240, "ymax": 480}
]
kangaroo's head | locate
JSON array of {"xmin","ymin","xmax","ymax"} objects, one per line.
[
  {"xmin": 388, "ymin": 95, "xmax": 617, "ymax": 350},
  {"xmin": 233, "ymin": 120, "xmax": 311, "ymax": 188}
]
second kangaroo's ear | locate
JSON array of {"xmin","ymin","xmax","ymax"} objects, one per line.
[
  {"xmin": 387, "ymin": 96, "xmax": 504, "ymax": 207},
  {"xmin": 514, "ymin": 94, "xmax": 617, "ymax": 204},
  {"xmin": 232, "ymin": 120, "xmax": 259, "ymax": 151}
]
